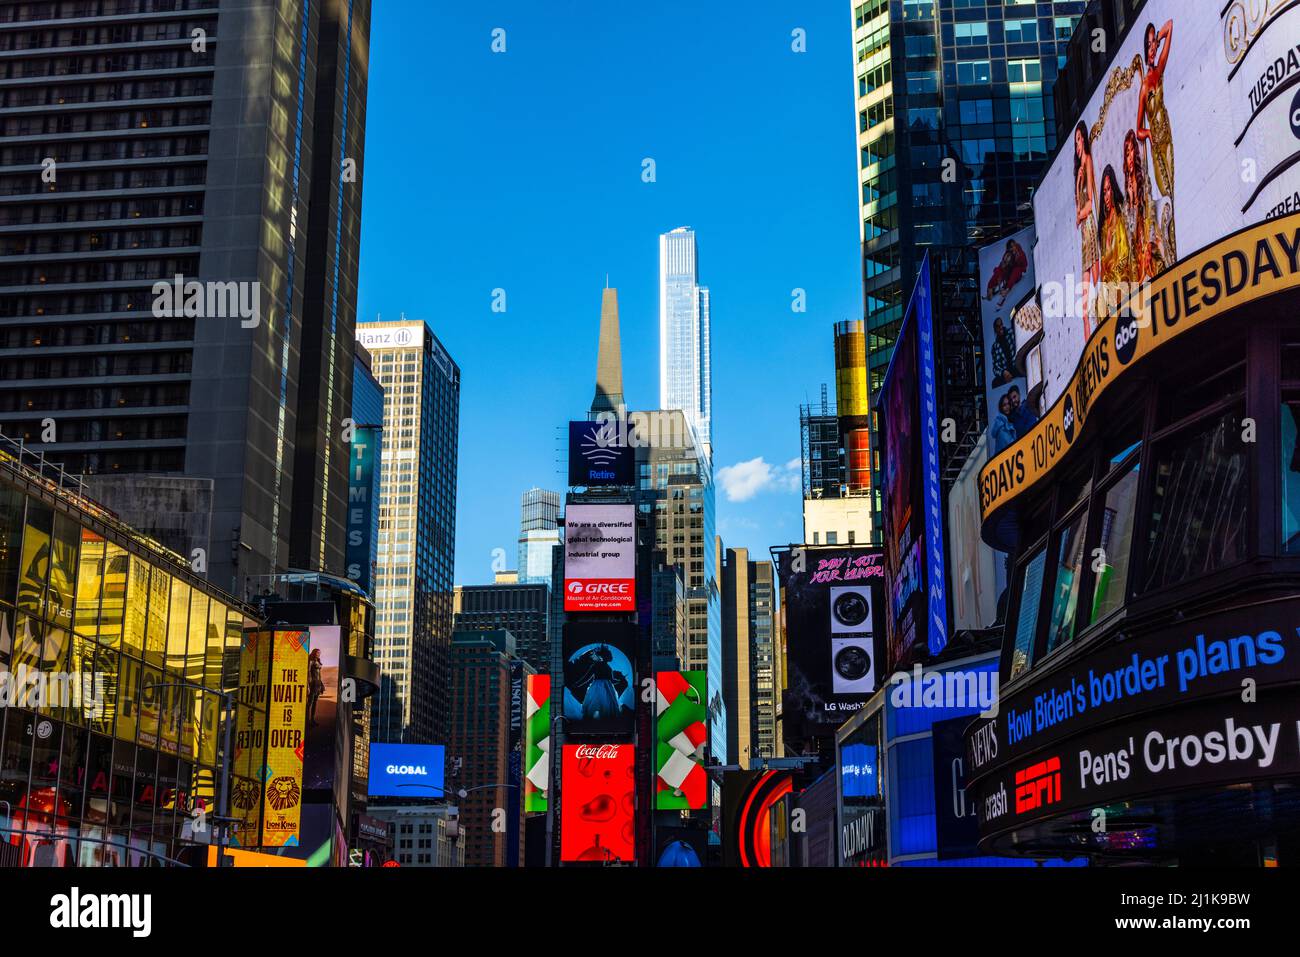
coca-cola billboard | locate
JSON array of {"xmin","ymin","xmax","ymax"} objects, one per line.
[{"xmin": 560, "ymin": 743, "xmax": 635, "ymax": 863}]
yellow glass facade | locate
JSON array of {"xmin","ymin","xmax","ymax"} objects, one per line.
[{"xmin": 0, "ymin": 470, "xmax": 259, "ymax": 867}]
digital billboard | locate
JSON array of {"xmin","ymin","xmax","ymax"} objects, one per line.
[
  {"xmin": 560, "ymin": 743, "xmax": 635, "ymax": 863},
  {"xmin": 776, "ymin": 547, "xmax": 885, "ymax": 748},
  {"xmin": 524, "ymin": 674, "xmax": 551, "ymax": 812},
  {"xmin": 1032, "ymin": 0, "xmax": 1300, "ymax": 412},
  {"xmin": 979, "ymin": 226, "xmax": 1037, "ymax": 457},
  {"xmin": 879, "ymin": 253, "xmax": 948, "ymax": 669},
  {"xmin": 262, "ymin": 629, "xmax": 308, "ymax": 848},
  {"xmin": 568, "ymin": 419, "xmax": 635, "ymax": 487},
  {"xmin": 654, "ymin": 670, "xmax": 708, "ymax": 810},
  {"xmin": 368, "ymin": 743, "xmax": 447, "ymax": 798},
  {"xmin": 655, "ymin": 826, "xmax": 707, "ymax": 867},
  {"xmin": 562, "ymin": 620, "xmax": 636, "ymax": 736},
  {"xmin": 563, "ymin": 503, "xmax": 636, "ymax": 612},
  {"xmin": 721, "ymin": 769, "xmax": 793, "ymax": 868},
  {"xmin": 302, "ymin": 624, "xmax": 342, "ymax": 793}
]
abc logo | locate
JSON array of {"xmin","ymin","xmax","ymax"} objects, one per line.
[
  {"xmin": 1292, "ymin": 87, "xmax": 1300, "ymax": 140},
  {"xmin": 1063, "ymin": 394, "xmax": 1076, "ymax": 444},
  {"xmin": 1114, "ymin": 315, "xmax": 1139, "ymax": 365}
]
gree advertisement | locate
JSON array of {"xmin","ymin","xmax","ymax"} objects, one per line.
[
  {"xmin": 562, "ymin": 620, "xmax": 636, "ymax": 736},
  {"xmin": 368, "ymin": 743, "xmax": 447, "ymax": 798},
  {"xmin": 568, "ymin": 419, "xmax": 635, "ymax": 487},
  {"xmin": 980, "ymin": 226, "xmax": 1038, "ymax": 457},
  {"xmin": 1033, "ymin": 0, "xmax": 1300, "ymax": 413},
  {"xmin": 560, "ymin": 743, "xmax": 635, "ymax": 863},
  {"xmin": 777, "ymin": 547, "xmax": 885, "ymax": 744},
  {"xmin": 524, "ymin": 674, "xmax": 551, "ymax": 812},
  {"xmin": 979, "ymin": 214, "xmax": 1300, "ymax": 527},
  {"xmin": 563, "ymin": 503, "xmax": 636, "ymax": 612},
  {"xmin": 654, "ymin": 670, "xmax": 708, "ymax": 810},
  {"xmin": 262, "ymin": 629, "xmax": 308, "ymax": 848}
]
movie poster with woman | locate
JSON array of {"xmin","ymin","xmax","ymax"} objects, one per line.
[{"xmin": 1032, "ymin": 0, "xmax": 1300, "ymax": 410}]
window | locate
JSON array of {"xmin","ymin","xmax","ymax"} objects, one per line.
[
  {"xmin": 955, "ymin": 22, "xmax": 989, "ymax": 46},
  {"xmin": 957, "ymin": 60, "xmax": 992, "ymax": 84},
  {"xmin": 1004, "ymin": 18, "xmax": 1038, "ymax": 44},
  {"xmin": 1008, "ymin": 550, "xmax": 1044, "ymax": 680},
  {"xmin": 1089, "ymin": 458, "xmax": 1140, "ymax": 623},
  {"xmin": 1143, "ymin": 408, "xmax": 1250, "ymax": 591},
  {"xmin": 959, "ymin": 98, "xmax": 994, "ymax": 124},
  {"xmin": 1045, "ymin": 508, "xmax": 1089, "ymax": 655}
]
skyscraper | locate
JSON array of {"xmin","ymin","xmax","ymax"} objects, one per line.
[
  {"xmin": 357, "ymin": 319, "xmax": 460, "ymax": 745},
  {"xmin": 449, "ymin": 630, "xmax": 532, "ymax": 868},
  {"xmin": 658, "ymin": 227, "xmax": 712, "ymax": 458},
  {"xmin": 0, "ymin": 0, "xmax": 373, "ymax": 594},
  {"xmin": 720, "ymin": 544, "xmax": 781, "ymax": 766},
  {"xmin": 851, "ymin": 0, "xmax": 1086, "ymax": 526},
  {"xmin": 453, "ymin": 582, "xmax": 551, "ymax": 673},
  {"xmin": 517, "ymin": 488, "xmax": 561, "ymax": 586}
]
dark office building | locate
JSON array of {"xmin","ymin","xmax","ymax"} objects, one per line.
[
  {"xmin": 452, "ymin": 582, "xmax": 550, "ymax": 674},
  {"xmin": 0, "ymin": 0, "xmax": 373, "ymax": 596},
  {"xmin": 448, "ymin": 630, "xmax": 530, "ymax": 868},
  {"xmin": 851, "ymin": 0, "xmax": 1086, "ymax": 525},
  {"xmin": 720, "ymin": 545, "xmax": 780, "ymax": 767}
]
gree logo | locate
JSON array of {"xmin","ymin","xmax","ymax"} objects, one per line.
[{"xmin": 1013, "ymin": 756, "xmax": 1061, "ymax": 815}]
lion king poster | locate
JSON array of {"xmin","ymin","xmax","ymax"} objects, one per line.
[{"xmin": 262, "ymin": 629, "xmax": 308, "ymax": 848}]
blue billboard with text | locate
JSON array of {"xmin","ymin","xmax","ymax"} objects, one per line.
[{"xmin": 367, "ymin": 743, "xmax": 446, "ymax": 798}]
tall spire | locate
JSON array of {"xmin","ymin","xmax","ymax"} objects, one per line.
[{"xmin": 591, "ymin": 285, "xmax": 624, "ymax": 414}]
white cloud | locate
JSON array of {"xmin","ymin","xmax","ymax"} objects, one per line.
[{"xmin": 717, "ymin": 456, "xmax": 801, "ymax": 502}]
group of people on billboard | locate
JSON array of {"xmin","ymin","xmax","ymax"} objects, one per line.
[{"xmin": 1072, "ymin": 18, "xmax": 1176, "ymax": 339}]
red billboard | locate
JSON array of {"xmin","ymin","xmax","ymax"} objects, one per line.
[{"xmin": 560, "ymin": 743, "xmax": 635, "ymax": 863}]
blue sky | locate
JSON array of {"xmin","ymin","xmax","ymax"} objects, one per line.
[{"xmin": 357, "ymin": 1, "xmax": 862, "ymax": 585}]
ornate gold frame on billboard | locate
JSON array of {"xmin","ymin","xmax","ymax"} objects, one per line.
[{"xmin": 978, "ymin": 211, "xmax": 1300, "ymax": 530}]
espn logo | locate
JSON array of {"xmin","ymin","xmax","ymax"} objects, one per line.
[{"xmin": 1013, "ymin": 756, "xmax": 1061, "ymax": 815}]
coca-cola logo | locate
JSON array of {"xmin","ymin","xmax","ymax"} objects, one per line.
[{"xmin": 575, "ymin": 744, "xmax": 622, "ymax": 759}]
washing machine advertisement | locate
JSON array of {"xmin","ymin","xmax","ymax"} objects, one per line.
[{"xmin": 777, "ymin": 546, "xmax": 887, "ymax": 736}]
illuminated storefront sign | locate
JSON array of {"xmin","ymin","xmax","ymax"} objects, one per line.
[{"xmin": 967, "ymin": 599, "xmax": 1300, "ymax": 841}]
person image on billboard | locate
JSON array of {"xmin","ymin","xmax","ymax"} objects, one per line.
[
  {"xmin": 570, "ymin": 644, "xmax": 627, "ymax": 723},
  {"xmin": 985, "ymin": 238, "xmax": 1027, "ymax": 307}
]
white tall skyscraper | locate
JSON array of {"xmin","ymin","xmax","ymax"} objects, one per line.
[{"xmin": 659, "ymin": 227, "xmax": 712, "ymax": 458}]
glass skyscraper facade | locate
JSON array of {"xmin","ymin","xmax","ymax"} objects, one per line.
[
  {"xmin": 356, "ymin": 321, "xmax": 459, "ymax": 746},
  {"xmin": 852, "ymin": 0, "xmax": 1086, "ymax": 525},
  {"xmin": 0, "ymin": 436, "xmax": 253, "ymax": 867},
  {"xmin": 516, "ymin": 488, "xmax": 560, "ymax": 586},
  {"xmin": 658, "ymin": 228, "xmax": 712, "ymax": 459}
]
